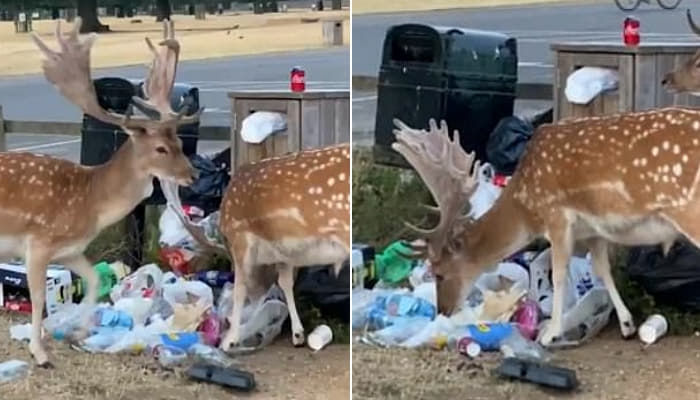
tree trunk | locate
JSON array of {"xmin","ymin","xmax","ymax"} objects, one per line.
[
  {"xmin": 77, "ymin": 0, "xmax": 109, "ymax": 33},
  {"xmin": 155, "ymin": 0, "xmax": 172, "ymax": 22}
]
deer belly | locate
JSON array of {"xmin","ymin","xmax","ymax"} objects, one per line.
[
  {"xmin": 0, "ymin": 236, "xmax": 26, "ymax": 259},
  {"xmin": 253, "ymin": 237, "xmax": 348, "ymax": 267},
  {"xmin": 573, "ymin": 213, "xmax": 678, "ymax": 246}
]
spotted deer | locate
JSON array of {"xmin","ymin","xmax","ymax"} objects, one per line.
[
  {"xmin": 393, "ymin": 112, "xmax": 699, "ymax": 346},
  {"xmin": 4, "ymin": 18, "xmax": 200, "ymax": 367},
  {"xmin": 173, "ymin": 144, "xmax": 351, "ymax": 350}
]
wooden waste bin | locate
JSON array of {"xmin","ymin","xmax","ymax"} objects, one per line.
[
  {"xmin": 551, "ymin": 42, "xmax": 700, "ymax": 121},
  {"xmin": 228, "ymin": 90, "xmax": 350, "ymax": 171}
]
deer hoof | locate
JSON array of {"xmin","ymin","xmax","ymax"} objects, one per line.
[
  {"xmin": 538, "ymin": 325, "xmax": 562, "ymax": 347},
  {"xmin": 292, "ymin": 331, "xmax": 306, "ymax": 347},
  {"xmin": 620, "ymin": 319, "xmax": 637, "ymax": 339},
  {"xmin": 29, "ymin": 344, "xmax": 51, "ymax": 368}
]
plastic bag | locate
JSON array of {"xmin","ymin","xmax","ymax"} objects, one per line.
[
  {"xmin": 565, "ymin": 67, "xmax": 619, "ymax": 105},
  {"xmin": 295, "ymin": 264, "xmax": 350, "ymax": 321},
  {"xmin": 528, "ymin": 248, "xmax": 613, "ymax": 345},
  {"xmin": 467, "ymin": 163, "xmax": 503, "ymax": 220},
  {"xmin": 110, "ymin": 264, "xmax": 163, "ymax": 303},
  {"xmin": 486, "ymin": 117, "xmax": 534, "ymax": 175},
  {"xmin": 627, "ymin": 239, "xmax": 700, "ymax": 311},
  {"xmin": 240, "ymin": 111, "xmax": 287, "ymax": 144}
]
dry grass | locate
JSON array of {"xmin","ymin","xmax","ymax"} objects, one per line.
[
  {"xmin": 353, "ymin": 326, "xmax": 700, "ymax": 399},
  {"xmin": 0, "ymin": 10, "xmax": 349, "ymax": 76},
  {"xmin": 352, "ymin": 0, "xmax": 592, "ymax": 15},
  {"xmin": 0, "ymin": 310, "xmax": 349, "ymax": 400}
]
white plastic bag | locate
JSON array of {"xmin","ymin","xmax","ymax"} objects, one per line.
[
  {"xmin": 109, "ymin": 264, "xmax": 164, "ymax": 303},
  {"xmin": 468, "ymin": 163, "xmax": 503, "ymax": 220},
  {"xmin": 565, "ymin": 67, "xmax": 619, "ymax": 105},
  {"xmin": 240, "ymin": 111, "xmax": 287, "ymax": 144}
]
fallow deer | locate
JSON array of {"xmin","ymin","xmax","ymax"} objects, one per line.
[
  {"xmin": 661, "ymin": 10, "xmax": 700, "ymax": 94},
  {"xmin": 170, "ymin": 144, "xmax": 351, "ymax": 350},
  {"xmin": 5, "ymin": 18, "xmax": 200, "ymax": 367},
  {"xmin": 393, "ymin": 113, "xmax": 699, "ymax": 346}
]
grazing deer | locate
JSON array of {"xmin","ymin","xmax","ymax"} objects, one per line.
[
  {"xmin": 7, "ymin": 18, "xmax": 200, "ymax": 367},
  {"xmin": 661, "ymin": 10, "xmax": 700, "ymax": 94},
  {"xmin": 393, "ymin": 113, "xmax": 699, "ymax": 346},
  {"xmin": 174, "ymin": 144, "xmax": 351, "ymax": 350}
]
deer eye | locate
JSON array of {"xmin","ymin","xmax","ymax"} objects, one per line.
[{"xmin": 156, "ymin": 146, "xmax": 168, "ymax": 155}]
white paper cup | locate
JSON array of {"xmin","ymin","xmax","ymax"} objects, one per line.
[
  {"xmin": 639, "ymin": 314, "xmax": 668, "ymax": 344},
  {"xmin": 308, "ymin": 324, "xmax": 333, "ymax": 351}
]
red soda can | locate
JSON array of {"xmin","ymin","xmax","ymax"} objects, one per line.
[
  {"xmin": 290, "ymin": 66, "xmax": 306, "ymax": 92},
  {"xmin": 623, "ymin": 17, "xmax": 640, "ymax": 47}
]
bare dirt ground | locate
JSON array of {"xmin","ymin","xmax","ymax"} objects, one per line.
[
  {"xmin": 0, "ymin": 10, "xmax": 349, "ymax": 76},
  {"xmin": 353, "ymin": 324, "xmax": 700, "ymax": 400},
  {"xmin": 0, "ymin": 310, "xmax": 349, "ymax": 400}
]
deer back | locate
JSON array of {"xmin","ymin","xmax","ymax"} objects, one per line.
[
  {"xmin": 220, "ymin": 143, "xmax": 350, "ymax": 246},
  {"xmin": 511, "ymin": 108, "xmax": 700, "ymax": 216}
]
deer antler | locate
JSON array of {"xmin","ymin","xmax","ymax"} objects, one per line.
[
  {"xmin": 688, "ymin": 9, "xmax": 700, "ymax": 36},
  {"xmin": 31, "ymin": 18, "xmax": 201, "ymax": 131},
  {"xmin": 392, "ymin": 118, "xmax": 480, "ymax": 258},
  {"xmin": 133, "ymin": 20, "xmax": 203, "ymax": 123}
]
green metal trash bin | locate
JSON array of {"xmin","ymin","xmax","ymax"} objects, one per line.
[{"xmin": 373, "ymin": 24, "xmax": 518, "ymax": 168}]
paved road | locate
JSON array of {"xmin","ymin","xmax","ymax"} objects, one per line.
[
  {"xmin": 352, "ymin": 2, "xmax": 700, "ymax": 144},
  {"xmin": 0, "ymin": 47, "xmax": 349, "ymax": 160},
  {"xmin": 353, "ymin": 1, "xmax": 700, "ymax": 83}
]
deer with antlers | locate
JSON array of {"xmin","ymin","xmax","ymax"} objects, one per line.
[
  {"xmin": 2, "ymin": 18, "xmax": 200, "ymax": 367},
  {"xmin": 168, "ymin": 144, "xmax": 351, "ymax": 350},
  {"xmin": 393, "ymin": 109, "xmax": 699, "ymax": 345}
]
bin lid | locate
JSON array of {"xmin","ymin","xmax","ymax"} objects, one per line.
[{"xmin": 382, "ymin": 24, "xmax": 517, "ymax": 78}]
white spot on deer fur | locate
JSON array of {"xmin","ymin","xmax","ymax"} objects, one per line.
[
  {"xmin": 651, "ymin": 147, "xmax": 659, "ymax": 156},
  {"xmin": 673, "ymin": 164, "xmax": 683, "ymax": 176},
  {"xmin": 693, "ymin": 121, "xmax": 700, "ymax": 130},
  {"xmin": 338, "ymin": 173, "xmax": 346, "ymax": 181},
  {"xmin": 662, "ymin": 141, "xmax": 670, "ymax": 150},
  {"xmin": 327, "ymin": 178, "xmax": 335, "ymax": 186},
  {"xmin": 578, "ymin": 130, "xmax": 585, "ymax": 136}
]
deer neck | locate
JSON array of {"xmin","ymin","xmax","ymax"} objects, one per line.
[
  {"xmin": 88, "ymin": 140, "xmax": 154, "ymax": 231},
  {"xmin": 463, "ymin": 193, "xmax": 535, "ymax": 271}
]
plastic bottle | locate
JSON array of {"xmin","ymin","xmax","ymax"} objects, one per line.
[
  {"xmin": 512, "ymin": 298, "xmax": 540, "ymax": 340},
  {"xmin": 464, "ymin": 322, "xmax": 515, "ymax": 351},
  {"xmin": 153, "ymin": 345, "xmax": 189, "ymax": 368},
  {"xmin": 84, "ymin": 261, "xmax": 119, "ymax": 300},
  {"xmin": 43, "ymin": 303, "xmax": 96, "ymax": 341},
  {"xmin": 188, "ymin": 343, "xmax": 236, "ymax": 367},
  {"xmin": 0, "ymin": 360, "xmax": 29, "ymax": 383},
  {"xmin": 499, "ymin": 328, "xmax": 552, "ymax": 362}
]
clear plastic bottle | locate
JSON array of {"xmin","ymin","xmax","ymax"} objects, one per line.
[
  {"xmin": 0, "ymin": 360, "xmax": 29, "ymax": 383},
  {"xmin": 188, "ymin": 343, "xmax": 236, "ymax": 367}
]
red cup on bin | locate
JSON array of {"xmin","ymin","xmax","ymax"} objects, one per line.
[
  {"xmin": 623, "ymin": 17, "xmax": 640, "ymax": 47},
  {"xmin": 290, "ymin": 66, "xmax": 306, "ymax": 92}
]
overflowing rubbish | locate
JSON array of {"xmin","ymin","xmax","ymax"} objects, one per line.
[
  {"xmin": 486, "ymin": 116, "xmax": 534, "ymax": 176},
  {"xmin": 240, "ymin": 111, "xmax": 287, "ymax": 144},
  {"xmin": 186, "ymin": 363, "xmax": 256, "ymax": 392},
  {"xmin": 495, "ymin": 357, "xmax": 579, "ymax": 391},
  {"xmin": 638, "ymin": 314, "xmax": 668, "ymax": 345},
  {"xmin": 565, "ymin": 66, "xmax": 619, "ymax": 105},
  {"xmin": 0, "ymin": 359, "xmax": 29, "ymax": 384},
  {"xmin": 627, "ymin": 239, "xmax": 700, "ymax": 312},
  {"xmin": 308, "ymin": 324, "xmax": 333, "ymax": 351}
]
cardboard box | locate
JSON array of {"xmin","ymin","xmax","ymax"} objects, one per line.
[{"xmin": 0, "ymin": 263, "xmax": 74, "ymax": 315}]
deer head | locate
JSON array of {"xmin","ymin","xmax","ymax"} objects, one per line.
[
  {"xmin": 392, "ymin": 119, "xmax": 482, "ymax": 315},
  {"xmin": 31, "ymin": 18, "xmax": 201, "ymax": 185},
  {"xmin": 661, "ymin": 9, "xmax": 700, "ymax": 94}
]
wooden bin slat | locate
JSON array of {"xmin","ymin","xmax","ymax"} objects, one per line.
[
  {"xmin": 552, "ymin": 42, "xmax": 699, "ymax": 121},
  {"xmin": 229, "ymin": 90, "xmax": 349, "ymax": 171}
]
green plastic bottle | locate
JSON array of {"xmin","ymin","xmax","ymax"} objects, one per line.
[{"xmin": 83, "ymin": 261, "xmax": 118, "ymax": 301}]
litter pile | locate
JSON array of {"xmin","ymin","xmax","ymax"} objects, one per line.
[{"xmin": 352, "ymin": 162, "xmax": 617, "ymax": 362}]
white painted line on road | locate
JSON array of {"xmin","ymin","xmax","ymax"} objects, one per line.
[
  {"xmin": 519, "ymin": 62, "xmax": 552, "ymax": 68},
  {"xmin": 353, "ymin": 95, "xmax": 377, "ymax": 103},
  {"xmin": 204, "ymin": 107, "xmax": 231, "ymax": 114},
  {"xmin": 11, "ymin": 138, "xmax": 81, "ymax": 152}
]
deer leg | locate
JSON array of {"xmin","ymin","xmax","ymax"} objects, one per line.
[
  {"xmin": 539, "ymin": 223, "xmax": 574, "ymax": 347},
  {"xmin": 587, "ymin": 239, "xmax": 636, "ymax": 338},
  {"xmin": 220, "ymin": 252, "xmax": 249, "ymax": 352},
  {"xmin": 58, "ymin": 253, "xmax": 98, "ymax": 340},
  {"xmin": 278, "ymin": 264, "xmax": 305, "ymax": 346},
  {"xmin": 26, "ymin": 245, "xmax": 52, "ymax": 368}
]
